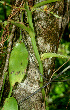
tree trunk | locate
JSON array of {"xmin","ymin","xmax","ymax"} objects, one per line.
[{"xmin": 12, "ymin": 0, "xmax": 69, "ymax": 110}]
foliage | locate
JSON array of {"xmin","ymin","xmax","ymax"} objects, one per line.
[
  {"xmin": 49, "ymin": 35, "xmax": 70, "ymax": 109},
  {"xmin": 2, "ymin": 97, "xmax": 18, "ymax": 110},
  {"xmin": 41, "ymin": 53, "xmax": 70, "ymax": 61},
  {"xmin": 0, "ymin": 0, "xmax": 70, "ymax": 110},
  {"xmin": 9, "ymin": 43, "xmax": 28, "ymax": 87}
]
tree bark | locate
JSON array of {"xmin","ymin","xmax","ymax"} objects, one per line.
[{"xmin": 12, "ymin": 0, "xmax": 69, "ymax": 110}]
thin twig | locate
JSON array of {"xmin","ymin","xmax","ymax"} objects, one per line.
[
  {"xmin": 32, "ymin": 58, "xmax": 70, "ymax": 82},
  {"xmin": 19, "ymin": 65, "xmax": 70, "ymax": 103},
  {"xmin": 49, "ymin": 58, "xmax": 70, "ymax": 81},
  {"xmin": 0, "ymin": 0, "xmax": 24, "ymax": 89},
  {"xmin": 0, "ymin": 25, "xmax": 16, "ymax": 90},
  {"xmin": 0, "ymin": 0, "xmax": 24, "ymax": 46},
  {"xmin": 0, "ymin": 0, "xmax": 25, "ymax": 90}
]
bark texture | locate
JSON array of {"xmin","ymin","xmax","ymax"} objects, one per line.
[{"xmin": 12, "ymin": 0, "xmax": 68, "ymax": 110}]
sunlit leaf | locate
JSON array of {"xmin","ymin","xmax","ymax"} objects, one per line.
[
  {"xmin": 2, "ymin": 97, "xmax": 18, "ymax": 110},
  {"xmin": 9, "ymin": 43, "xmax": 28, "ymax": 86},
  {"xmin": 41, "ymin": 53, "xmax": 70, "ymax": 61},
  {"xmin": 33, "ymin": 0, "xmax": 61, "ymax": 8}
]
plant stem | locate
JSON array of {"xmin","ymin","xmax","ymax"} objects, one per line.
[
  {"xmin": 8, "ymin": 85, "xmax": 13, "ymax": 98},
  {"xmin": 29, "ymin": 32, "xmax": 45, "ymax": 99}
]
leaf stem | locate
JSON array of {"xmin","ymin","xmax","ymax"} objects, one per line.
[{"xmin": 8, "ymin": 85, "xmax": 13, "ymax": 98}]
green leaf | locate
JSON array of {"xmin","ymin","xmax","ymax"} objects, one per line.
[
  {"xmin": 50, "ymin": 11, "xmax": 62, "ymax": 18},
  {"xmin": 9, "ymin": 43, "xmax": 28, "ymax": 86},
  {"xmin": 9, "ymin": 20, "xmax": 35, "ymax": 38},
  {"xmin": 41, "ymin": 53, "xmax": 70, "ymax": 61},
  {"xmin": 25, "ymin": 3, "xmax": 34, "ymax": 31},
  {"xmin": 9, "ymin": 20, "xmax": 30, "ymax": 33},
  {"xmin": 33, "ymin": 0, "xmax": 61, "ymax": 8},
  {"xmin": 2, "ymin": 97, "xmax": 18, "ymax": 110}
]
